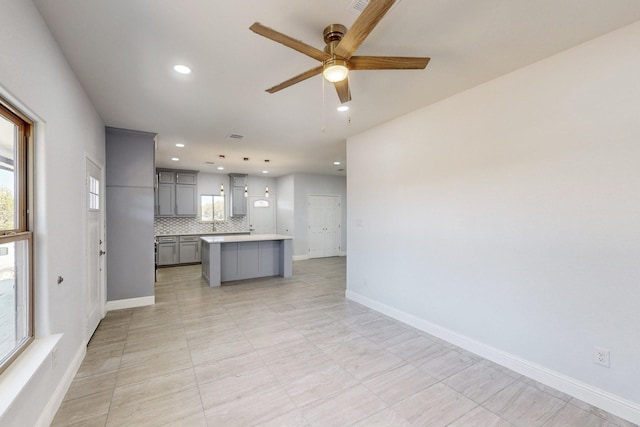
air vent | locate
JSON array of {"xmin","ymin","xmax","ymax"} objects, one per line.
[
  {"xmin": 205, "ymin": 161, "xmax": 215, "ymax": 164},
  {"xmin": 226, "ymin": 134, "xmax": 244, "ymax": 140},
  {"xmin": 347, "ymin": 0, "xmax": 401, "ymax": 15},
  {"xmin": 347, "ymin": 0, "xmax": 369, "ymax": 14}
]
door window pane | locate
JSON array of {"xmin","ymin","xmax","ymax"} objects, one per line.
[{"xmin": 88, "ymin": 175, "xmax": 100, "ymax": 211}]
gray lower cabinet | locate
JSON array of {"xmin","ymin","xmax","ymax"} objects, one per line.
[
  {"xmin": 157, "ymin": 233, "xmax": 249, "ymax": 266},
  {"xmin": 157, "ymin": 236, "xmax": 179, "ymax": 265},
  {"xmin": 179, "ymin": 236, "xmax": 200, "ymax": 263}
]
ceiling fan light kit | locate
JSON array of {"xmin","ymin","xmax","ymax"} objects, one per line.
[
  {"xmin": 249, "ymin": 0, "xmax": 429, "ymax": 104},
  {"xmin": 323, "ymin": 58, "xmax": 349, "ymax": 82}
]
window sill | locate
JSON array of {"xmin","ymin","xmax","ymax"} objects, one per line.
[{"xmin": 0, "ymin": 334, "xmax": 62, "ymax": 417}]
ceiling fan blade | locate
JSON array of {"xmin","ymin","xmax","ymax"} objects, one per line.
[
  {"xmin": 350, "ymin": 56, "xmax": 430, "ymax": 70},
  {"xmin": 334, "ymin": 0, "xmax": 396, "ymax": 59},
  {"xmin": 250, "ymin": 23, "xmax": 330, "ymax": 62},
  {"xmin": 334, "ymin": 78, "xmax": 352, "ymax": 104},
  {"xmin": 266, "ymin": 65, "xmax": 324, "ymax": 93}
]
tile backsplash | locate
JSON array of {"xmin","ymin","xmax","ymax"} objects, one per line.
[{"xmin": 154, "ymin": 216, "xmax": 249, "ymax": 235}]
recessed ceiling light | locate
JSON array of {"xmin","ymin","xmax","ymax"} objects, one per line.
[
  {"xmin": 333, "ymin": 161, "xmax": 341, "ymax": 165},
  {"xmin": 337, "ymin": 105, "xmax": 349, "ymax": 112},
  {"xmin": 173, "ymin": 64, "xmax": 191, "ymax": 74},
  {"xmin": 171, "ymin": 157, "xmax": 180, "ymax": 161},
  {"xmin": 175, "ymin": 143, "xmax": 185, "ymax": 147},
  {"xmin": 262, "ymin": 171, "xmax": 268, "ymax": 174},
  {"xmin": 217, "ymin": 166, "xmax": 224, "ymax": 170}
]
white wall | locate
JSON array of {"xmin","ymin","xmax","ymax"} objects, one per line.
[
  {"xmin": 276, "ymin": 174, "xmax": 294, "ymax": 237},
  {"xmin": 289, "ymin": 173, "xmax": 347, "ymax": 258},
  {"xmin": 0, "ymin": 1, "xmax": 105, "ymax": 425},
  {"xmin": 197, "ymin": 171, "xmax": 277, "ymax": 216},
  {"xmin": 347, "ymin": 22, "xmax": 640, "ymax": 423}
]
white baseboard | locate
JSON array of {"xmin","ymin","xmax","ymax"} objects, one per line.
[
  {"xmin": 346, "ymin": 290, "xmax": 640, "ymax": 425},
  {"xmin": 36, "ymin": 342, "xmax": 86, "ymax": 427},
  {"xmin": 106, "ymin": 295, "xmax": 155, "ymax": 311},
  {"xmin": 293, "ymin": 253, "xmax": 347, "ymax": 261}
]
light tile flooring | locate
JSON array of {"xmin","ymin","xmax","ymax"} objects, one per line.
[{"xmin": 52, "ymin": 258, "xmax": 637, "ymax": 427}]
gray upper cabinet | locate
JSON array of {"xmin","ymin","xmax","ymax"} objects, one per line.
[
  {"xmin": 155, "ymin": 168, "xmax": 198, "ymax": 217},
  {"xmin": 176, "ymin": 172, "xmax": 197, "ymax": 185},
  {"xmin": 158, "ymin": 171, "xmax": 175, "ymax": 184},
  {"xmin": 156, "ymin": 183, "xmax": 175, "ymax": 216},
  {"xmin": 176, "ymin": 184, "xmax": 197, "ymax": 216},
  {"xmin": 229, "ymin": 173, "xmax": 247, "ymax": 217}
]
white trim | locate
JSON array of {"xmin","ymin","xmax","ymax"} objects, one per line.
[
  {"xmin": 106, "ymin": 295, "xmax": 155, "ymax": 311},
  {"xmin": 345, "ymin": 290, "xmax": 640, "ymax": 425},
  {"xmin": 0, "ymin": 334, "xmax": 62, "ymax": 418},
  {"xmin": 293, "ymin": 255, "xmax": 309, "ymax": 261},
  {"xmin": 36, "ymin": 341, "xmax": 86, "ymax": 427}
]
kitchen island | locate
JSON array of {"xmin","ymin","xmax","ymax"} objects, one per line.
[{"xmin": 200, "ymin": 234, "xmax": 293, "ymax": 286}]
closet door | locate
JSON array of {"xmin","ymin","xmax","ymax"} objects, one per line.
[{"xmin": 307, "ymin": 195, "xmax": 341, "ymax": 258}]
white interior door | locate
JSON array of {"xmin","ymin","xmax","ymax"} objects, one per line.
[
  {"xmin": 248, "ymin": 196, "xmax": 276, "ymax": 234},
  {"xmin": 308, "ymin": 195, "xmax": 341, "ymax": 258},
  {"xmin": 86, "ymin": 159, "xmax": 105, "ymax": 342},
  {"xmin": 308, "ymin": 196, "xmax": 325, "ymax": 258}
]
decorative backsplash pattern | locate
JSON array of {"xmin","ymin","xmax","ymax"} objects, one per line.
[{"xmin": 154, "ymin": 216, "xmax": 249, "ymax": 235}]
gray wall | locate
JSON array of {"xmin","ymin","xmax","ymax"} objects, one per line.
[{"xmin": 106, "ymin": 127, "xmax": 156, "ymax": 301}]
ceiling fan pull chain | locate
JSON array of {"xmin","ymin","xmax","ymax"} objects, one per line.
[{"xmin": 322, "ymin": 75, "xmax": 326, "ymax": 133}]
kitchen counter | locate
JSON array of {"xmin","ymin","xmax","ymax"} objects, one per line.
[
  {"xmin": 155, "ymin": 231, "xmax": 251, "ymax": 237},
  {"xmin": 200, "ymin": 234, "xmax": 293, "ymax": 286}
]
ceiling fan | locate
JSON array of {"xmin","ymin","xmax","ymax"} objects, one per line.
[{"xmin": 249, "ymin": 0, "xmax": 430, "ymax": 104}]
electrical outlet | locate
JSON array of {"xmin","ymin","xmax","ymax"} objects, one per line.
[{"xmin": 593, "ymin": 347, "xmax": 610, "ymax": 367}]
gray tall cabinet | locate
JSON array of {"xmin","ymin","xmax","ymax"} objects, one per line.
[{"xmin": 106, "ymin": 127, "xmax": 156, "ymax": 303}]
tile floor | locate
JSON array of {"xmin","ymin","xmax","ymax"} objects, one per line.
[{"xmin": 52, "ymin": 257, "xmax": 637, "ymax": 427}]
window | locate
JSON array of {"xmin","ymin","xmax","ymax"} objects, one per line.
[
  {"xmin": 200, "ymin": 194, "xmax": 225, "ymax": 222},
  {"xmin": 0, "ymin": 97, "xmax": 33, "ymax": 374}
]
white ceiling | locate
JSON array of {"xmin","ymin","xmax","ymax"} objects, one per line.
[{"xmin": 33, "ymin": 0, "xmax": 640, "ymax": 177}]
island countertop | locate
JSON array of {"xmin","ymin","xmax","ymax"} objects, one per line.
[
  {"xmin": 200, "ymin": 234, "xmax": 293, "ymax": 244},
  {"xmin": 155, "ymin": 231, "xmax": 251, "ymax": 237}
]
